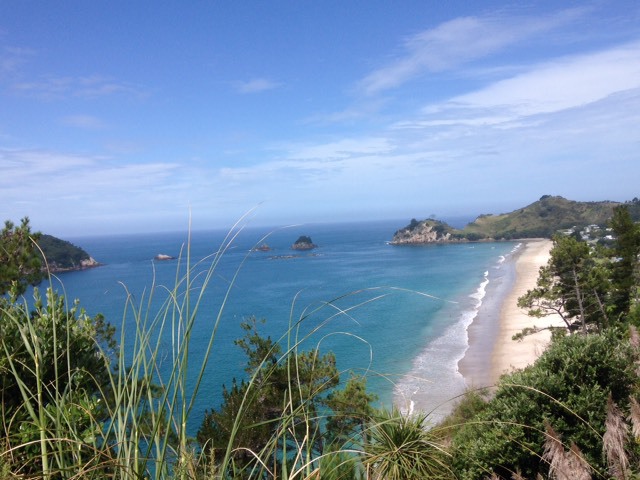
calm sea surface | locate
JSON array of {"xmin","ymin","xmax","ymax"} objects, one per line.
[{"xmin": 49, "ymin": 220, "xmax": 516, "ymax": 432}]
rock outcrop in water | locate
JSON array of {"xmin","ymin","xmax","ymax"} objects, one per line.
[
  {"xmin": 154, "ymin": 254, "xmax": 176, "ymax": 261},
  {"xmin": 390, "ymin": 219, "xmax": 455, "ymax": 245},
  {"xmin": 291, "ymin": 235, "xmax": 317, "ymax": 250}
]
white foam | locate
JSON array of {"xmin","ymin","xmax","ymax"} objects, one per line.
[{"xmin": 394, "ymin": 260, "xmax": 504, "ymax": 420}]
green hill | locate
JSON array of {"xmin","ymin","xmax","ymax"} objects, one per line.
[
  {"xmin": 464, "ymin": 195, "xmax": 624, "ymax": 239},
  {"xmin": 392, "ymin": 195, "xmax": 640, "ymax": 243},
  {"xmin": 37, "ymin": 234, "xmax": 100, "ymax": 272}
]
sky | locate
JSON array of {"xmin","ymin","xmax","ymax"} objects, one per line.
[{"xmin": 1, "ymin": 1, "xmax": 639, "ymax": 236}]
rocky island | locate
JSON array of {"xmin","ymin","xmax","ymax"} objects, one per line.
[{"xmin": 291, "ymin": 235, "xmax": 317, "ymax": 250}]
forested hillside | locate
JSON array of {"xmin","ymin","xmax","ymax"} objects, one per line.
[
  {"xmin": 37, "ymin": 234, "xmax": 99, "ymax": 271},
  {"xmin": 393, "ymin": 195, "xmax": 640, "ymax": 242}
]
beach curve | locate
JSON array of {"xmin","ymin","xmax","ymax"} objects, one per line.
[{"xmin": 460, "ymin": 239, "xmax": 564, "ymax": 390}]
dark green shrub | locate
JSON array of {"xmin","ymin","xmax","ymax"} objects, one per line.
[{"xmin": 450, "ymin": 330, "xmax": 638, "ymax": 479}]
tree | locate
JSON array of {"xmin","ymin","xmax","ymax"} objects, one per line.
[
  {"xmin": 518, "ymin": 235, "xmax": 608, "ymax": 334},
  {"xmin": 197, "ymin": 318, "xmax": 376, "ymax": 477},
  {"xmin": 449, "ymin": 330, "xmax": 639, "ymax": 479},
  {"xmin": 325, "ymin": 373, "xmax": 377, "ymax": 446},
  {"xmin": 609, "ymin": 206, "xmax": 640, "ymax": 318},
  {"xmin": 0, "ymin": 217, "xmax": 44, "ymax": 296}
]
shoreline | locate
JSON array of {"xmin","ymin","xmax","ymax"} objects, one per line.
[{"xmin": 459, "ymin": 238, "xmax": 562, "ymax": 389}]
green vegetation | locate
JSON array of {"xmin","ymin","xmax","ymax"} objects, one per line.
[
  {"xmin": 0, "ymin": 218, "xmax": 44, "ymax": 295},
  {"xmin": 0, "ymin": 217, "xmax": 97, "ymax": 296},
  {"xmin": 36, "ymin": 234, "xmax": 97, "ymax": 271},
  {"xmin": 448, "ymin": 330, "xmax": 640, "ymax": 478},
  {"xmin": 1, "ymin": 205, "xmax": 639, "ymax": 478},
  {"xmin": 443, "ymin": 204, "xmax": 640, "ymax": 478},
  {"xmin": 395, "ymin": 195, "xmax": 640, "ymax": 242},
  {"xmin": 463, "ymin": 195, "xmax": 624, "ymax": 239}
]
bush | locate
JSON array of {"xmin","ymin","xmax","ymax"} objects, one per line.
[{"xmin": 449, "ymin": 330, "xmax": 639, "ymax": 479}]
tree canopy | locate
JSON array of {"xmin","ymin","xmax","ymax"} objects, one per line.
[
  {"xmin": 197, "ymin": 318, "xmax": 377, "ymax": 477},
  {"xmin": 0, "ymin": 217, "xmax": 44, "ymax": 296}
]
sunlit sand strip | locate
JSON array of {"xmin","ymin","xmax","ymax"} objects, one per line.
[{"xmin": 490, "ymin": 239, "xmax": 564, "ymax": 382}]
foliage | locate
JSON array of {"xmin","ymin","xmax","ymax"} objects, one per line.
[
  {"xmin": 0, "ymin": 287, "xmax": 115, "ymax": 476},
  {"xmin": 464, "ymin": 195, "xmax": 624, "ymax": 240},
  {"xmin": 609, "ymin": 205, "xmax": 640, "ymax": 318},
  {"xmin": 449, "ymin": 330, "xmax": 639, "ymax": 479},
  {"xmin": 518, "ymin": 235, "xmax": 611, "ymax": 333},
  {"xmin": 197, "ymin": 318, "xmax": 377, "ymax": 477},
  {"xmin": 363, "ymin": 407, "xmax": 452, "ymax": 479},
  {"xmin": 37, "ymin": 234, "xmax": 93, "ymax": 271},
  {"xmin": 395, "ymin": 195, "xmax": 637, "ymax": 242},
  {"xmin": 0, "ymin": 215, "xmax": 261, "ymax": 478},
  {"xmin": 325, "ymin": 373, "xmax": 378, "ymax": 446},
  {"xmin": 0, "ymin": 217, "xmax": 43, "ymax": 296}
]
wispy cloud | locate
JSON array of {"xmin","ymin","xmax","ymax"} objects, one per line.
[
  {"xmin": 408, "ymin": 41, "xmax": 640, "ymax": 129},
  {"xmin": 449, "ymin": 42, "xmax": 640, "ymax": 117},
  {"xmin": 286, "ymin": 137, "xmax": 394, "ymax": 160},
  {"xmin": 234, "ymin": 77, "xmax": 281, "ymax": 94},
  {"xmin": 358, "ymin": 8, "xmax": 586, "ymax": 95},
  {"xmin": 11, "ymin": 74, "xmax": 147, "ymax": 99},
  {"xmin": 0, "ymin": 149, "xmax": 178, "ymax": 200},
  {"xmin": 0, "ymin": 45, "xmax": 34, "ymax": 78}
]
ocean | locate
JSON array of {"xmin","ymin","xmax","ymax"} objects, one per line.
[{"xmin": 49, "ymin": 219, "xmax": 517, "ymax": 432}]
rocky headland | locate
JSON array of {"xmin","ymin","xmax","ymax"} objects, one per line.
[
  {"xmin": 390, "ymin": 195, "xmax": 640, "ymax": 245},
  {"xmin": 37, "ymin": 234, "xmax": 102, "ymax": 273}
]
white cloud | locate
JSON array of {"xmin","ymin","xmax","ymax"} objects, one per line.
[
  {"xmin": 11, "ymin": 74, "xmax": 147, "ymax": 99},
  {"xmin": 358, "ymin": 8, "xmax": 585, "ymax": 95},
  {"xmin": 286, "ymin": 137, "xmax": 394, "ymax": 160},
  {"xmin": 0, "ymin": 149, "xmax": 179, "ymax": 201},
  {"xmin": 447, "ymin": 41, "xmax": 640, "ymax": 118},
  {"xmin": 234, "ymin": 78, "xmax": 281, "ymax": 94}
]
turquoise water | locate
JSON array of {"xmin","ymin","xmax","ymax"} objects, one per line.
[{"xmin": 50, "ymin": 220, "xmax": 516, "ymax": 431}]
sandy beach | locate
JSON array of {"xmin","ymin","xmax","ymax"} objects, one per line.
[
  {"xmin": 488, "ymin": 239, "xmax": 565, "ymax": 382},
  {"xmin": 460, "ymin": 239, "xmax": 564, "ymax": 389}
]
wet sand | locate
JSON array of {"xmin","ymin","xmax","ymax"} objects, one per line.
[{"xmin": 460, "ymin": 239, "xmax": 563, "ymax": 388}]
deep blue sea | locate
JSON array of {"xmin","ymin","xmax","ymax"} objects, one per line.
[{"xmin": 47, "ymin": 220, "xmax": 517, "ymax": 432}]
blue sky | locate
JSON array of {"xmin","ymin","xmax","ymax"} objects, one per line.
[{"xmin": 1, "ymin": 1, "xmax": 639, "ymax": 236}]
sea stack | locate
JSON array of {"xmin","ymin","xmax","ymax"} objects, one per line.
[{"xmin": 291, "ymin": 235, "xmax": 317, "ymax": 250}]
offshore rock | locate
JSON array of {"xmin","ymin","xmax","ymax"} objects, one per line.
[
  {"xmin": 291, "ymin": 235, "xmax": 318, "ymax": 250},
  {"xmin": 154, "ymin": 254, "xmax": 176, "ymax": 261}
]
